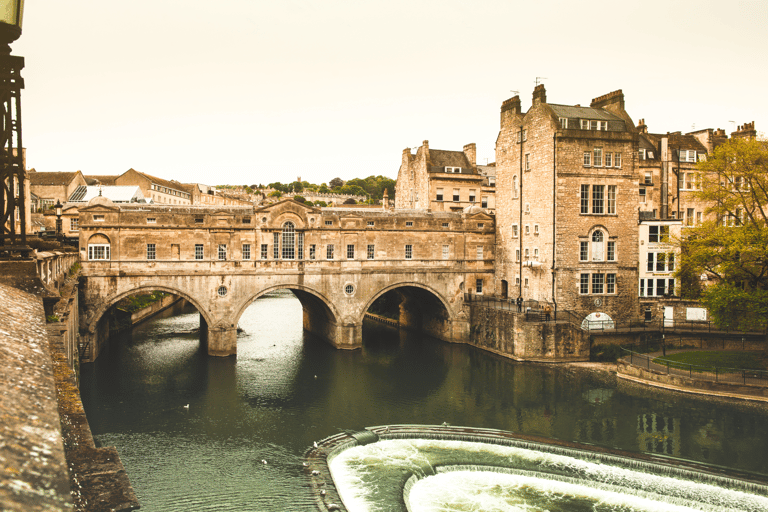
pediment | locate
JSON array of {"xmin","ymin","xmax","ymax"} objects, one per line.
[
  {"xmin": 257, "ymin": 199, "xmax": 319, "ymax": 230},
  {"xmin": 79, "ymin": 203, "xmax": 119, "ymax": 213},
  {"xmin": 466, "ymin": 211, "xmax": 494, "ymax": 221}
]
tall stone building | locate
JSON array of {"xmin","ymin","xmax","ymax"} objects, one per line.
[
  {"xmin": 495, "ymin": 86, "xmax": 640, "ymax": 323},
  {"xmin": 395, "ymin": 141, "xmax": 494, "ymax": 212}
]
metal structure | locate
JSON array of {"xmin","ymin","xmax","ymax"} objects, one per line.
[{"xmin": 0, "ymin": 0, "xmax": 26, "ymax": 254}]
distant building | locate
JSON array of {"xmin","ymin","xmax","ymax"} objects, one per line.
[{"xmin": 395, "ymin": 141, "xmax": 495, "ymax": 212}]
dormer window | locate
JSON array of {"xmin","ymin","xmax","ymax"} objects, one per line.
[
  {"xmin": 679, "ymin": 149, "xmax": 697, "ymax": 162},
  {"xmin": 445, "ymin": 166, "xmax": 462, "ymax": 173},
  {"xmin": 559, "ymin": 117, "xmax": 568, "ymax": 129},
  {"xmin": 580, "ymin": 120, "xmax": 607, "ymax": 131}
]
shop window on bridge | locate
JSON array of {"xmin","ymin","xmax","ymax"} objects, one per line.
[
  {"xmin": 218, "ymin": 244, "xmax": 227, "ymax": 260},
  {"xmin": 273, "ymin": 233, "xmax": 279, "ymax": 259},
  {"xmin": 195, "ymin": 244, "xmax": 204, "ymax": 260},
  {"xmin": 261, "ymin": 244, "xmax": 268, "ymax": 260}
]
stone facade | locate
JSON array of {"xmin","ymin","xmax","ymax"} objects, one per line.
[
  {"xmin": 77, "ymin": 197, "xmax": 496, "ymax": 358},
  {"xmin": 395, "ymin": 140, "xmax": 495, "ymax": 212},
  {"xmin": 495, "ymin": 86, "xmax": 640, "ymax": 324}
]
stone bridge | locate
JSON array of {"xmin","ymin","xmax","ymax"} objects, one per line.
[{"xmin": 77, "ymin": 197, "xmax": 496, "ymax": 359}]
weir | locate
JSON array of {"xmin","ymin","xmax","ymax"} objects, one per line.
[{"xmin": 307, "ymin": 425, "xmax": 768, "ymax": 512}]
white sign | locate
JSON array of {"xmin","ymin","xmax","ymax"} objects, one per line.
[{"xmin": 686, "ymin": 307, "xmax": 708, "ymax": 321}]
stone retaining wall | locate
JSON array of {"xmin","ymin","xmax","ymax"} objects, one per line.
[
  {"xmin": 0, "ymin": 280, "xmax": 72, "ymax": 511},
  {"xmin": 617, "ymin": 360, "xmax": 768, "ymax": 400}
]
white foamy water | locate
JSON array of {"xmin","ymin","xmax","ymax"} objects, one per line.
[{"xmin": 329, "ymin": 439, "xmax": 768, "ymax": 512}]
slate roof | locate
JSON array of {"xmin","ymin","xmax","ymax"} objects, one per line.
[
  {"xmin": 548, "ymin": 104, "xmax": 623, "ymax": 121},
  {"xmin": 28, "ymin": 171, "xmax": 80, "ymax": 186},
  {"xmin": 126, "ymin": 169, "xmax": 189, "ymax": 193},
  {"xmin": 548, "ymin": 104, "xmax": 627, "ymax": 132},
  {"xmin": 644, "ymin": 133, "xmax": 707, "ymax": 153},
  {"xmin": 84, "ymin": 175, "xmax": 118, "ymax": 186},
  {"xmin": 427, "ymin": 150, "xmax": 474, "ymax": 173}
]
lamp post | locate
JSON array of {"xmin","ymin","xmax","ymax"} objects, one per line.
[
  {"xmin": 0, "ymin": 0, "xmax": 26, "ymax": 255},
  {"xmin": 54, "ymin": 199, "xmax": 62, "ymax": 241}
]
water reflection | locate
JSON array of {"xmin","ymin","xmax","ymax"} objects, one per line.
[{"xmin": 80, "ymin": 291, "xmax": 768, "ymax": 511}]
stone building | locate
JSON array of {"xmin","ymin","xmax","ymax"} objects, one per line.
[
  {"xmin": 494, "ymin": 86, "xmax": 640, "ymax": 323},
  {"xmin": 395, "ymin": 141, "xmax": 495, "ymax": 212},
  {"xmin": 114, "ymin": 168, "xmax": 192, "ymax": 205},
  {"xmin": 28, "ymin": 170, "xmax": 87, "ymax": 210}
]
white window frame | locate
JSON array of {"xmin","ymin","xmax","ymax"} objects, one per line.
[
  {"xmin": 442, "ymin": 245, "xmax": 449, "ymax": 260},
  {"xmin": 405, "ymin": 244, "xmax": 413, "ymax": 260},
  {"xmin": 218, "ymin": 244, "xmax": 227, "ymax": 261},
  {"xmin": 593, "ymin": 148, "xmax": 603, "ymax": 167},
  {"xmin": 88, "ymin": 244, "xmax": 110, "ymax": 260},
  {"xmin": 512, "ymin": 224, "xmax": 519, "ymax": 238},
  {"xmin": 326, "ymin": 244, "xmax": 334, "ymax": 260},
  {"xmin": 446, "ymin": 166, "xmax": 462, "ymax": 173},
  {"xmin": 147, "ymin": 243, "xmax": 156, "ymax": 260},
  {"xmin": 346, "ymin": 244, "xmax": 355, "ymax": 259},
  {"xmin": 195, "ymin": 244, "xmax": 204, "ymax": 260},
  {"xmin": 242, "ymin": 243, "xmax": 251, "ymax": 260},
  {"xmin": 70, "ymin": 218, "xmax": 79, "ymax": 232},
  {"xmin": 367, "ymin": 244, "xmax": 374, "ymax": 260},
  {"xmin": 476, "ymin": 246, "xmax": 483, "ymax": 260},
  {"xmin": 436, "ymin": 188, "xmax": 443, "ymax": 201}
]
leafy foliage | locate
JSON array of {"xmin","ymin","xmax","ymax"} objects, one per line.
[{"xmin": 677, "ymin": 138, "xmax": 768, "ymax": 331}]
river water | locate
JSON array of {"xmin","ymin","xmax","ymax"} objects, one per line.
[{"xmin": 80, "ymin": 290, "xmax": 768, "ymax": 511}]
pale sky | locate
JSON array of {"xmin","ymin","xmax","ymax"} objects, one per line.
[{"xmin": 16, "ymin": 0, "xmax": 768, "ymax": 187}]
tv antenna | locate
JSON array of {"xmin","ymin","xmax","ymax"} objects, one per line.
[
  {"xmin": 510, "ymin": 90, "xmax": 519, "ymax": 96},
  {"xmin": 535, "ymin": 77, "xmax": 547, "ymax": 86}
]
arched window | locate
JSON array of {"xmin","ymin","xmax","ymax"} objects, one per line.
[
  {"xmin": 281, "ymin": 222, "xmax": 295, "ymax": 259},
  {"xmin": 592, "ymin": 230, "xmax": 604, "ymax": 261},
  {"xmin": 87, "ymin": 233, "xmax": 111, "ymax": 260}
]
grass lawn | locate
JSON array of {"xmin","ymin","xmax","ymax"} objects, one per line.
[{"xmin": 653, "ymin": 351, "xmax": 766, "ymax": 373}]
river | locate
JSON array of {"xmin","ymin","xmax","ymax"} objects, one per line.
[{"xmin": 80, "ymin": 290, "xmax": 768, "ymax": 511}]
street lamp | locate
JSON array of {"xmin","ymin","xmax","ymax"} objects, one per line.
[
  {"xmin": 54, "ymin": 199, "xmax": 62, "ymax": 240},
  {"xmin": 0, "ymin": 0, "xmax": 26, "ymax": 255}
]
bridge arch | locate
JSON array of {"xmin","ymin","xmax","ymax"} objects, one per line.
[
  {"xmin": 233, "ymin": 284, "xmax": 342, "ymax": 347},
  {"xmin": 233, "ymin": 284, "xmax": 340, "ymax": 325},
  {"xmin": 359, "ymin": 282, "xmax": 455, "ymax": 325},
  {"xmin": 86, "ymin": 283, "xmax": 214, "ymax": 335}
]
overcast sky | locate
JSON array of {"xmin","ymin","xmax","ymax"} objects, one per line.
[{"xmin": 15, "ymin": 0, "xmax": 768, "ymax": 186}]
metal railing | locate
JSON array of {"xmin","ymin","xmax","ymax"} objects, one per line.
[
  {"xmin": 463, "ymin": 293, "xmax": 766, "ymax": 337},
  {"xmin": 621, "ymin": 340, "xmax": 768, "ymax": 387},
  {"xmin": 463, "ymin": 293, "xmax": 583, "ymax": 328}
]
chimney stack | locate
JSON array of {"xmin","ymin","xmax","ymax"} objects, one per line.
[
  {"xmin": 532, "ymin": 84, "xmax": 546, "ymax": 106},
  {"xmin": 463, "ymin": 143, "xmax": 476, "ymax": 166}
]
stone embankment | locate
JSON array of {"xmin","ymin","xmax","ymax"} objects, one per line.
[{"xmin": 1, "ymin": 254, "xmax": 139, "ymax": 511}]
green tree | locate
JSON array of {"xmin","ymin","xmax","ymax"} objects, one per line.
[
  {"xmin": 293, "ymin": 195, "xmax": 307, "ymax": 203},
  {"xmin": 329, "ymin": 177, "xmax": 344, "ymax": 189},
  {"xmin": 318, "ymin": 183, "xmax": 330, "ymax": 194},
  {"xmin": 289, "ymin": 181, "xmax": 304, "ymax": 193},
  {"xmin": 268, "ymin": 190, "xmax": 283, "ymax": 198},
  {"xmin": 677, "ymin": 138, "xmax": 768, "ymax": 331}
]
